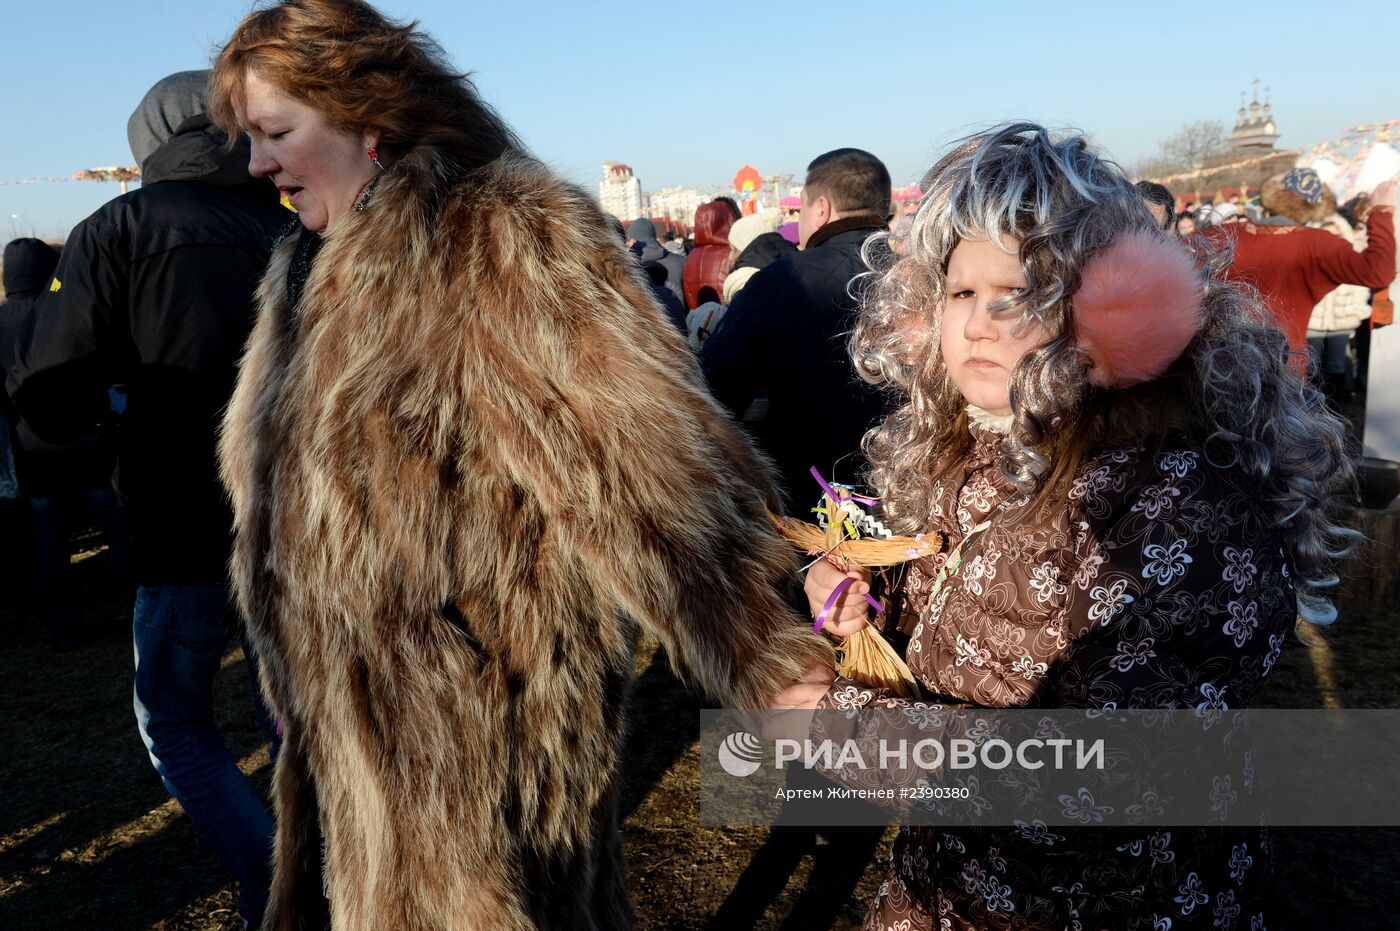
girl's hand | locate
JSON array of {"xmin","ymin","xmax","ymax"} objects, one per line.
[
  {"xmin": 765, "ymin": 665, "xmax": 835, "ymax": 741},
  {"xmin": 770, "ymin": 664, "xmax": 836, "ymax": 710},
  {"xmin": 804, "ymin": 558, "xmax": 874, "ymax": 638}
]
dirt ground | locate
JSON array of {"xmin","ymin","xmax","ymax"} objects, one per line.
[{"xmin": 1, "ymin": 518, "xmax": 1397, "ymax": 930}]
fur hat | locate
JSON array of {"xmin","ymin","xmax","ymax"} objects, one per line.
[
  {"xmin": 1260, "ymin": 168, "xmax": 1336, "ymax": 225},
  {"xmin": 1073, "ymin": 231, "xmax": 1204, "ymax": 389}
]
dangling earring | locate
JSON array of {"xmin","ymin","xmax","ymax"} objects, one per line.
[{"xmin": 367, "ymin": 148, "xmax": 384, "ymax": 171}]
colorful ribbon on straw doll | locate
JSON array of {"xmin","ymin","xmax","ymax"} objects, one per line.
[
  {"xmin": 804, "ymin": 467, "xmax": 894, "ymax": 632},
  {"xmin": 769, "ymin": 468, "xmax": 938, "ymax": 699}
]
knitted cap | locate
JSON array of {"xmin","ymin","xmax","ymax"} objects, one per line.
[{"xmin": 727, "ymin": 208, "xmax": 783, "ymax": 254}]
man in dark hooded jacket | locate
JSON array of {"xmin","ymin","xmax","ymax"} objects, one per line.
[
  {"xmin": 0, "ymin": 241, "xmax": 64, "ymax": 453},
  {"xmin": 0, "ymin": 238, "xmax": 128, "ymax": 648},
  {"xmin": 7, "ymin": 70, "xmax": 286, "ymax": 927}
]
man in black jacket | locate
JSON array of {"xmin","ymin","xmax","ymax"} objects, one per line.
[
  {"xmin": 0, "ymin": 238, "xmax": 129, "ymax": 648},
  {"xmin": 8, "ymin": 70, "xmax": 287, "ymax": 928},
  {"xmin": 700, "ymin": 148, "xmax": 892, "ymax": 509}
]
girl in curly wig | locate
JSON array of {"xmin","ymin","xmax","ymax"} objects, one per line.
[
  {"xmin": 853, "ymin": 122, "xmax": 1357, "ymax": 626},
  {"xmin": 780, "ymin": 123, "xmax": 1359, "ymax": 929}
]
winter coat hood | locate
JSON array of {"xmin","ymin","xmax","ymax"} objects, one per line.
[
  {"xmin": 732, "ymin": 230, "xmax": 797, "ymax": 273},
  {"xmin": 722, "ymin": 231, "xmax": 798, "ymax": 304},
  {"xmin": 692, "ymin": 201, "xmax": 734, "ymax": 248},
  {"xmin": 128, "ymin": 70, "xmax": 208, "ymax": 166},
  {"xmin": 2, "ymin": 238, "xmax": 60, "ymax": 298},
  {"xmin": 128, "ymin": 70, "xmax": 254, "ymax": 186},
  {"xmin": 138, "ymin": 113, "xmax": 256, "ymax": 187}
]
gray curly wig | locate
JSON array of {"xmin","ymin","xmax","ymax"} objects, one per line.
[{"xmin": 853, "ymin": 122, "xmax": 1359, "ymax": 624}]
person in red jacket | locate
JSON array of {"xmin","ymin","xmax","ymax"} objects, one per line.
[
  {"xmin": 1208, "ymin": 169, "xmax": 1394, "ymax": 354},
  {"xmin": 684, "ymin": 199, "xmax": 736, "ymax": 309}
]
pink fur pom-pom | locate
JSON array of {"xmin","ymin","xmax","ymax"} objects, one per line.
[{"xmin": 1073, "ymin": 231, "xmax": 1204, "ymax": 388}]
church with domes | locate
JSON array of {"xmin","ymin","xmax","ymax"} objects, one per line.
[{"xmin": 1229, "ymin": 81, "xmax": 1280, "ymax": 155}]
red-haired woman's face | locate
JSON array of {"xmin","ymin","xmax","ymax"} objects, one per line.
[
  {"xmin": 238, "ymin": 70, "xmax": 379, "ymax": 233},
  {"xmin": 939, "ymin": 235, "xmax": 1048, "ymax": 416}
]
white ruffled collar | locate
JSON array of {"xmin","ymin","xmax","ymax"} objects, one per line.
[{"xmin": 966, "ymin": 405, "xmax": 1014, "ymax": 435}]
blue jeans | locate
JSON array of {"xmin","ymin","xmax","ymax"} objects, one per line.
[
  {"xmin": 132, "ymin": 584, "xmax": 275, "ymax": 923},
  {"xmin": 1308, "ymin": 332, "xmax": 1351, "ymax": 379}
]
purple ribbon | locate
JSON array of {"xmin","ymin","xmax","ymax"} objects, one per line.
[
  {"xmin": 809, "ymin": 466, "xmax": 878, "ymax": 508},
  {"xmin": 807, "ymin": 466, "xmax": 884, "ymax": 631},
  {"xmin": 812, "ymin": 574, "xmax": 884, "ymax": 634}
]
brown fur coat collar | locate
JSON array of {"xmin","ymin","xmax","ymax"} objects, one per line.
[{"xmin": 220, "ymin": 146, "xmax": 829, "ymax": 929}]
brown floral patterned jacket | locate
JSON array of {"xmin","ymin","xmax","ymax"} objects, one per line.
[{"xmin": 815, "ymin": 421, "xmax": 1294, "ymax": 931}]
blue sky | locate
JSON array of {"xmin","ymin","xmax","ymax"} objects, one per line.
[{"xmin": 3, "ymin": 0, "xmax": 1397, "ymax": 239}]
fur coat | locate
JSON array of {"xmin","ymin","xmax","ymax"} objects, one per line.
[{"xmin": 219, "ymin": 147, "xmax": 830, "ymax": 929}]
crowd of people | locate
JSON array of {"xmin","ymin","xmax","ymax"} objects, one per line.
[
  {"xmin": 1, "ymin": 0, "xmax": 1397, "ymax": 928},
  {"xmin": 1136, "ymin": 176, "xmax": 1394, "ymax": 403}
]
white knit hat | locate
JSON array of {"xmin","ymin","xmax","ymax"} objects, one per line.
[{"xmin": 727, "ymin": 208, "xmax": 783, "ymax": 254}]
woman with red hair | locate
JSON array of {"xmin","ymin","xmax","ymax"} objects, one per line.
[{"xmin": 210, "ymin": 1, "xmax": 829, "ymax": 926}]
